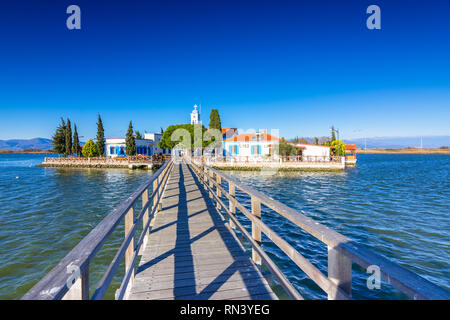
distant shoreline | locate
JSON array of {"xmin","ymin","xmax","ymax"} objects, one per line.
[
  {"xmin": 0, "ymin": 150, "xmax": 53, "ymax": 154},
  {"xmin": 358, "ymin": 148, "xmax": 450, "ymax": 155},
  {"xmin": 2, "ymin": 148, "xmax": 450, "ymax": 155}
]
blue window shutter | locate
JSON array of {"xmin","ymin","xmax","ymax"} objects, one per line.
[
  {"xmin": 258, "ymin": 145, "xmax": 261, "ymax": 154},
  {"xmin": 251, "ymin": 145, "xmax": 254, "ymax": 155},
  {"xmin": 236, "ymin": 145, "xmax": 239, "ymax": 154},
  {"xmin": 229, "ymin": 145, "xmax": 231, "ymax": 154}
]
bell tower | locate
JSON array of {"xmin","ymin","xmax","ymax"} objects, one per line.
[{"xmin": 190, "ymin": 104, "xmax": 200, "ymax": 124}]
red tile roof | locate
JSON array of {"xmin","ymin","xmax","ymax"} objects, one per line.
[
  {"xmin": 224, "ymin": 132, "xmax": 280, "ymax": 142},
  {"xmin": 345, "ymin": 144, "xmax": 358, "ymax": 150},
  {"xmin": 221, "ymin": 128, "xmax": 236, "ymax": 134}
]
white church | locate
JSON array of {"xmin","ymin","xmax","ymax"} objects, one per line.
[{"xmin": 190, "ymin": 104, "xmax": 201, "ymax": 125}]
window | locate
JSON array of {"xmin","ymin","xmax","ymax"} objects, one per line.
[
  {"xmin": 251, "ymin": 145, "xmax": 261, "ymax": 155},
  {"xmin": 229, "ymin": 145, "xmax": 239, "ymax": 155}
]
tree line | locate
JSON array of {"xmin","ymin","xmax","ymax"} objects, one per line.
[
  {"xmin": 52, "ymin": 115, "xmax": 105, "ymax": 157},
  {"xmin": 52, "ymin": 116, "xmax": 143, "ymax": 158}
]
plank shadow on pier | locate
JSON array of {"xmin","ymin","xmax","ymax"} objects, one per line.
[{"xmin": 127, "ymin": 163, "xmax": 276, "ymax": 300}]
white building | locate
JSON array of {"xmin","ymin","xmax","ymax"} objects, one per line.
[
  {"xmin": 296, "ymin": 144, "xmax": 332, "ymax": 161},
  {"xmin": 190, "ymin": 105, "xmax": 201, "ymax": 125},
  {"xmin": 105, "ymin": 133, "xmax": 170, "ymax": 158},
  {"xmin": 144, "ymin": 133, "xmax": 168, "ymax": 155},
  {"xmin": 223, "ymin": 131, "xmax": 280, "ymax": 158}
]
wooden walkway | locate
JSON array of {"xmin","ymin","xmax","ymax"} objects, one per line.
[
  {"xmin": 23, "ymin": 159, "xmax": 450, "ymax": 301},
  {"xmin": 127, "ymin": 162, "xmax": 277, "ymax": 300}
]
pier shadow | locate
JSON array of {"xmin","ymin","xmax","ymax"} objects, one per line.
[
  {"xmin": 172, "ymin": 164, "xmax": 196, "ymax": 298},
  {"xmin": 184, "ymin": 162, "xmax": 273, "ymax": 299},
  {"xmin": 137, "ymin": 163, "xmax": 273, "ymax": 299}
]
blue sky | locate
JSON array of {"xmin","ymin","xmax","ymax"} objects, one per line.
[{"xmin": 0, "ymin": 0, "xmax": 449, "ymax": 140}]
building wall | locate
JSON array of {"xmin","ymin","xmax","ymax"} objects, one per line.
[
  {"xmin": 144, "ymin": 133, "xmax": 169, "ymax": 155},
  {"xmin": 223, "ymin": 141, "xmax": 272, "ymax": 157},
  {"xmin": 297, "ymin": 144, "xmax": 331, "ymax": 160},
  {"xmin": 106, "ymin": 135, "xmax": 170, "ymax": 157}
]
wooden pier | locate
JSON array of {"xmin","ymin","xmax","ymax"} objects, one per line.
[
  {"xmin": 22, "ymin": 158, "xmax": 450, "ymax": 300},
  {"xmin": 127, "ymin": 163, "xmax": 276, "ymax": 300}
]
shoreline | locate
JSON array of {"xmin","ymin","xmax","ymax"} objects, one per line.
[
  {"xmin": 208, "ymin": 161, "xmax": 345, "ymax": 171},
  {"xmin": 36, "ymin": 163, "xmax": 162, "ymax": 171},
  {"xmin": 0, "ymin": 151, "xmax": 53, "ymax": 154},
  {"xmin": 357, "ymin": 148, "xmax": 450, "ymax": 155},
  {"xmin": 37, "ymin": 158, "xmax": 164, "ymax": 170}
]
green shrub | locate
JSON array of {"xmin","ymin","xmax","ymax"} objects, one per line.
[{"xmin": 82, "ymin": 139, "xmax": 99, "ymax": 158}]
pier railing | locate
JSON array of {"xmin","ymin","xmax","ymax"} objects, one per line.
[
  {"xmin": 187, "ymin": 157, "xmax": 450, "ymax": 300},
  {"xmin": 22, "ymin": 160, "xmax": 174, "ymax": 300},
  {"xmin": 198, "ymin": 155, "xmax": 343, "ymax": 164},
  {"xmin": 44, "ymin": 155, "xmax": 170, "ymax": 163}
]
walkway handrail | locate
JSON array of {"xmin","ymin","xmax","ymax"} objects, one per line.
[
  {"xmin": 187, "ymin": 158, "xmax": 450, "ymax": 300},
  {"xmin": 22, "ymin": 160, "xmax": 174, "ymax": 300},
  {"xmin": 187, "ymin": 159, "xmax": 305, "ymax": 300}
]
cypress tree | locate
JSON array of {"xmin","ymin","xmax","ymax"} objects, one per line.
[
  {"xmin": 125, "ymin": 121, "xmax": 136, "ymax": 156},
  {"xmin": 331, "ymin": 126, "xmax": 336, "ymax": 142},
  {"xmin": 52, "ymin": 118, "xmax": 66, "ymax": 155},
  {"xmin": 209, "ymin": 109, "xmax": 222, "ymax": 131},
  {"xmin": 65, "ymin": 119, "xmax": 72, "ymax": 156},
  {"xmin": 96, "ymin": 115, "xmax": 105, "ymax": 157},
  {"xmin": 73, "ymin": 124, "xmax": 80, "ymax": 156}
]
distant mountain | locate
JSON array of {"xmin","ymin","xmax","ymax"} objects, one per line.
[
  {"xmin": 343, "ymin": 136, "xmax": 450, "ymax": 149},
  {"xmin": 0, "ymin": 138, "xmax": 53, "ymax": 151}
]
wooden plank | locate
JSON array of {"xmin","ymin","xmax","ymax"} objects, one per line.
[
  {"xmin": 62, "ymin": 266, "xmax": 89, "ymax": 300},
  {"xmin": 124, "ymin": 207, "xmax": 135, "ymax": 294},
  {"xmin": 131, "ymin": 271, "xmax": 271, "ymax": 293},
  {"xmin": 127, "ymin": 162, "xmax": 276, "ymax": 300},
  {"xmin": 251, "ymin": 197, "xmax": 262, "ymax": 265},
  {"xmin": 129, "ymin": 281, "xmax": 274, "ymax": 300},
  {"xmin": 328, "ymin": 245, "xmax": 352, "ymax": 300},
  {"xmin": 141, "ymin": 188, "xmax": 149, "ymax": 252}
]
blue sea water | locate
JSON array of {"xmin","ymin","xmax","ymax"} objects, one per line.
[{"xmin": 0, "ymin": 153, "xmax": 448, "ymax": 299}]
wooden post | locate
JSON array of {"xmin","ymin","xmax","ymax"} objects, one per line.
[
  {"xmin": 153, "ymin": 177, "xmax": 159, "ymax": 213},
  {"xmin": 62, "ymin": 265, "xmax": 89, "ymax": 300},
  {"xmin": 125, "ymin": 207, "xmax": 135, "ymax": 287},
  {"xmin": 327, "ymin": 246, "xmax": 352, "ymax": 299},
  {"xmin": 216, "ymin": 174, "xmax": 222, "ymax": 210},
  {"xmin": 157, "ymin": 175, "xmax": 163, "ymax": 211},
  {"xmin": 251, "ymin": 197, "xmax": 262, "ymax": 265},
  {"xmin": 204, "ymin": 167, "xmax": 208, "ymax": 190},
  {"xmin": 141, "ymin": 188, "xmax": 149, "ymax": 250},
  {"xmin": 209, "ymin": 170, "xmax": 214, "ymax": 198},
  {"xmin": 229, "ymin": 183, "xmax": 236, "ymax": 229}
]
